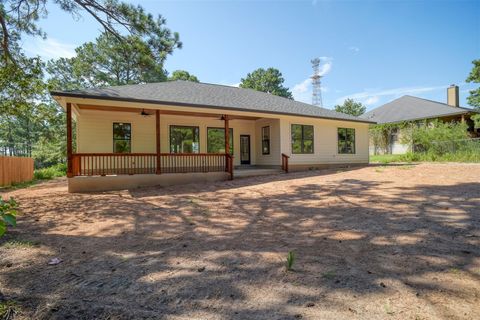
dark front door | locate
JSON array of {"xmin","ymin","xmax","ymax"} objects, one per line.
[{"xmin": 240, "ymin": 135, "xmax": 251, "ymax": 165}]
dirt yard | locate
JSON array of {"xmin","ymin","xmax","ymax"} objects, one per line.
[{"xmin": 0, "ymin": 163, "xmax": 479, "ymax": 319}]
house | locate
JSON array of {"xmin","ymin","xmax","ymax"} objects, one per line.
[
  {"xmin": 51, "ymin": 81, "xmax": 374, "ymax": 192},
  {"xmin": 363, "ymin": 85, "xmax": 478, "ymax": 154}
]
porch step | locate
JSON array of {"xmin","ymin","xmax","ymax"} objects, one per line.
[{"xmin": 234, "ymin": 168, "xmax": 283, "ymax": 178}]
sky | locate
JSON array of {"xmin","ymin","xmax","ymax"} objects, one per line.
[{"xmin": 22, "ymin": 0, "xmax": 480, "ymax": 111}]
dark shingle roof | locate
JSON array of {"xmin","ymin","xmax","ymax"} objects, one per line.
[
  {"xmin": 362, "ymin": 95, "xmax": 475, "ymax": 124},
  {"xmin": 51, "ymin": 81, "xmax": 374, "ymax": 123}
]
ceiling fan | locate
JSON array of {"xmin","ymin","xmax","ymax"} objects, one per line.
[{"xmin": 140, "ymin": 109, "xmax": 152, "ymax": 117}]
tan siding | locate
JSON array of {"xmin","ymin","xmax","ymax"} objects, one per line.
[
  {"xmin": 279, "ymin": 116, "xmax": 369, "ymax": 164},
  {"xmin": 254, "ymin": 118, "xmax": 281, "ymax": 166},
  {"xmin": 77, "ymin": 110, "xmax": 256, "ymax": 166},
  {"xmin": 73, "ymin": 98, "xmax": 370, "ymax": 167}
]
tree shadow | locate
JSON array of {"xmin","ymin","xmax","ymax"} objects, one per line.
[{"xmin": 0, "ymin": 170, "xmax": 479, "ymax": 319}]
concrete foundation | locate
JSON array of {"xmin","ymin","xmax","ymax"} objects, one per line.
[
  {"xmin": 68, "ymin": 172, "xmax": 229, "ymax": 193},
  {"xmin": 287, "ymin": 162, "xmax": 368, "ymax": 172}
]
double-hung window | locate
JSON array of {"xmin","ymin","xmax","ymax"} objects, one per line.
[
  {"xmin": 338, "ymin": 128, "xmax": 355, "ymax": 154},
  {"xmin": 262, "ymin": 126, "xmax": 270, "ymax": 155},
  {"xmin": 207, "ymin": 127, "xmax": 233, "ymax": 154},
  {"xmin": 291, "ymin": 124, "xmax": 314, "ymax": 154},
  {"xmin": 113, "ymin": 122, "xmax": 131, "ymax": 153}
]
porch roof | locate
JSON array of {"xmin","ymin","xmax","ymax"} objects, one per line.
[{"xmin": 51, "ymin": 81, "xmax": 375, "ymax": 124}]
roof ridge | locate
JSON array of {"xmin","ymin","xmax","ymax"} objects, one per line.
[{"xmin": 403, "ymin": 95, "xmax": 472, "ymax": 110}]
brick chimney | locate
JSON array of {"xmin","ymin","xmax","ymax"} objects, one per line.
[{"xmin": 447, "ymin": 84, "xmax": 459, "ymax": 107}]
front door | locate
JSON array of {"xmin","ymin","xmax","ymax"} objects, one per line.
[{"xmin": 240, "ymin": 135, "xmax": 251, "ymax": 165}]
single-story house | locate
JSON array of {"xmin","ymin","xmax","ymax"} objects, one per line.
[
  {"xmin": 362, "ymin": 85, "xmax": 478, "ymax": 154},
  {"xmin": 51, "ymin": 81, "xmax": 374, "ymax": 192}
]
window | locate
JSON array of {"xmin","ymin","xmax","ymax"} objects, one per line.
[
  {"xmin": 113, "ymin": 122, "xmax": 131, "ymax": 153},
  {"xmin": 207, "ymin": 127, "xmax": 233, "ymax": 154},
  {"xmin": 170, "ymin": 126, "xmax": 200, "ymax": 153},
  {"xmin": 291, "ymin": 124, "xmax": 314, "ymax": 154},
  {"xmin": 262, "ymin": 126, "xmax": 270, "ymax": 155},
  {"xmin": 338, "ymin": 128, "xmax": 355, "ymax": 154}
]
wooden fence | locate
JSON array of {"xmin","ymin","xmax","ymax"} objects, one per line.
[{"xmin": 0, "ymin": 156, "xmax": 34, "ymax": 186}]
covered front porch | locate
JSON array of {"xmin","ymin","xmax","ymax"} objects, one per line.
[{"xmin": 65, "ymin": 102, "xmax": 288, "ymax": 190}]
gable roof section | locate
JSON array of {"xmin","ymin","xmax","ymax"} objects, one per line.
[
  {"xmin": 362, "ymin": 95, "xmax": 474, "ymax": 124},
  {"xmin": 50, "ymin": 81, "xmax": 374, "ymax": 124}
]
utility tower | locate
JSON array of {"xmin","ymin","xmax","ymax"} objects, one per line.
[{"xmin": 311, "ymin": 58, "xmax": 323, "ymax": 107}]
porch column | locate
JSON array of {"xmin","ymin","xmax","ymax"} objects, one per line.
[
  {"xmin": 223, "ymin": 114, "xmax": 233, "ymax": 179},
  {"xmin": 156, "ymin": 110, "xmax": 161, "ymax": 174},
  {"xmin": 224, "ymin": 115, "xmax": 230, "ymax": 156},
  {"xmin": 66, "ymin": 102, "xmax": 73, "ymax": 178}
]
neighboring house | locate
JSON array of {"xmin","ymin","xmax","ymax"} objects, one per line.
[
  {"xmin": 51, "ymin": 81, "xmax": 374, "ymax": 192},
  {"xmin": 363, "ymin": 85, "xmax": 478, "ymax": 154}
]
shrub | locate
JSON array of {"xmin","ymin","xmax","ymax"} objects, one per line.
[
  {"xmin": 33, "ymin": 163, "xmax": 66, "ymax": 180},
  {"xmin": 0, "ymin": 198, "xmax": 17, "ymax": 237}
]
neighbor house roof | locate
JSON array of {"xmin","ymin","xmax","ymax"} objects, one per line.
[
  {"xmin": 50, "ymin": 81, "xmax": 374, "ymax": 124},
  {"xmin": 362, "ymin": 95, "xmax": 475, "ymax": 124}
]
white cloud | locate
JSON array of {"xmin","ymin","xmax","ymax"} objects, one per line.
[
  {"xmin": 226, "ymin": 82, "xmax": 240, "ymax": 87},
  {"xmin": 292, "ymin": 78, "xmax": 311, "ymax": 94},
  {"xmin": 24, "ymin": 37, "xmax": 76, "ymax": 60},
  {"xmin": 336, "ymin": 84, "xmax": 449, "ymax": 108},
  {"xmin": 317, "ymin": 56, "xmax": 333, "ymax": 76},
  {"xmin": 292, "ymin": 78, "xmax": 329, "ymax": 104},
  {"xmin": 364, "ymin": 96, "xmax": 379, "ymax": 105},
  {"xmin": 349, "ymin": 46, "xmax": 360, "ymax": 53}
]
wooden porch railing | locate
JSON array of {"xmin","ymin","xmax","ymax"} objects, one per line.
[
  {"xmin": 281, "ymin": 153, "xmax": 290, "ymax": 173},
  {"xmin": 71, "ymin": 153, "xmax": 231, "ymax": 177}
]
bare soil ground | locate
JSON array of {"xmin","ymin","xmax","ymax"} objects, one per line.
[{"xmin": 0, "ymin": 163, "xmax": 479, "ymax": 320}]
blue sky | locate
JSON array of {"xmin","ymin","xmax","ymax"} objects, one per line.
[{"xmin": 22, "ymin": 0, "xmax": 479, "ymax": 111}]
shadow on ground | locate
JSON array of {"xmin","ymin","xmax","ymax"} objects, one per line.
[{"xmin": 0, "ymin": 165, "xmax": 479, "ymax": 319}]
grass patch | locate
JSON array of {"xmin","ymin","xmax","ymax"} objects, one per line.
[
  {"xmin": 371, "ymin": 151, "xmax": 480, "ymax": 164},
  {"xmin": 0, "ymin": 300, "xmax": 20, "ymax": 320},
  {"xmin": 370, "ymin": 154, "xmax": 407, "ymax": 164},
  {"xmin": 1, "ymin": 239, "xmax": 38, "ymax": 248},
  {"xmin": 285, "ymin": 251, "xmax": 295, "ymax": 271},
  {"xmin": 322, "ymin": 270, "xmax": 336, "ymax": 279},
  {"xmin": 1, "ymin": 163, "xmax": 66, "ymax": 191}
]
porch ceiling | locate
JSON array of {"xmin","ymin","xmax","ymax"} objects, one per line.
[{"xmin": 77, "ymin": 104, "xmax": 262, "ymax": 120}]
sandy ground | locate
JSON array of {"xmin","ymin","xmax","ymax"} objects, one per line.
[{"xmin": 0, "ymin": 163, "xmax": 479, "ymax": 320}]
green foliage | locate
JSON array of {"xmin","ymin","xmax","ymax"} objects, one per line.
[
  {"xmin": 168, "ymin": 70, "xmax": 199, "ymax": 82},
  {"xmin": 1, "ymin": 1, "xmax": 181, "ymax": 169},
  {"xmin": 334, "ymin": 98, "xmax": 366, "ymax": 116},
  {"xmin": 466, "ymin": 59, "xmax": 480, "ymax": 109},
  {"xmin": 0, "ymin": 197, "xmax": 17, "ymax": 237},
  {"xmin": 472, "ymin": 114, "xmax": 480, "ymax": 129},
  {"xmin": 371, "ymin": 149, "xmax": 480, "ymax": 163},
  {"xmin": 0, "ymin": 300, "xmax": 19, "ymax": 320},
  {"xmin": 240, "ymin": 68, "xmax": 293, "ymax": 99},
  {"xmin": 1, "ymin": 239, "xmax": 37, "ymax": 248},
  {"xmin": 48, "ymin": 30, "xmax": 180, "ymax": 89},
  {"xmin": 370, "ymin": 120, "xmax": 477, "ymax": 162},
  {"xmin": 408, "ymin": 120, "xmax": 469, "ymax": 153},
  {"xmin": 1, "ymin": 0, "xmax": 181, "ymax": 65},
  {"xmin": 33, "ymin": 163, "xmax": 67, "ymax": 180},
  {"xmin": 369, "ymin": 122, "xmax": 406, "ymax": 155},
  {"xmin": 286, "ymin": 251, "xmax": 295, "ymax": 271}
]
